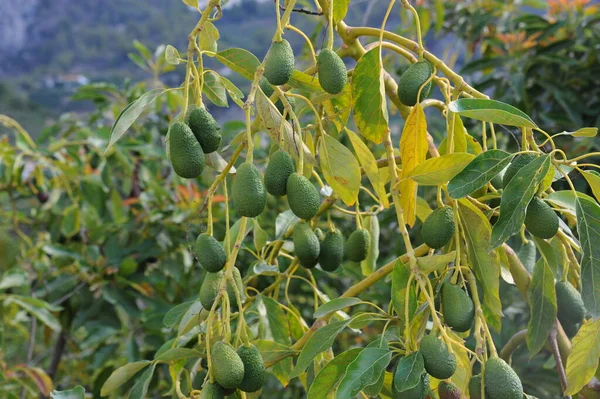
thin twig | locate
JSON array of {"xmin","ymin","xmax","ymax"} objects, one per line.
[
  {"xmin": 549, "ymin": 322, "xmax": 571, "ymax": 399},
  {"xmin": 273, "ymin": 0, "xmax": 323, "ymax": 15}
]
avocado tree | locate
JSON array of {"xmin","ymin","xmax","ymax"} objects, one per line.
[{"xmin": 2, "ymin": 0, "xmax": 600, "ymax": 398}]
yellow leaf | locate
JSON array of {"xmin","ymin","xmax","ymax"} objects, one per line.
[
  {"xmin": 565, "ymin": 318, "xmax": 600, "ymax": 395},
  {"xmin": 399, "ymin": 104, "xmax": 428, "ymax": 227},
  {"xmin": 319, "ymin": 133, "xmax": 361, "ymax": 206},
  {"xmin": 346, "ymin": 128, "xmax": 390, "ymax": 208},
  {"xmin": 582, "ymin": 171, "xmax": 600, "ymax": 203},
  {"xmin": 406, "ymin": 153, "xmax": 475, "ymax": 185},
  {"xmin": 416, "ymin": 196, "xmax": 432, "ymax": 222}
]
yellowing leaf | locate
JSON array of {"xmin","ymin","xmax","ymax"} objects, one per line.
[
  {"xmin": 346, "ymin": 128, "xmax": 389, "ymax": 208},
  {"xmin": 565, "ymin": 318, "xmax": 600, "ymax": 395},
  {"xmin": 582, "ymin": 170, "xmax": 600, "ymax": 203},
  {"xmin": 406, "ymin": 153, "xmax": 475, "ymax": 185},
  {"xmin": 351, "ymin": 47, "xmax": 389, "ymax": 144},
  {"xmin": 319, "ymin": 133, "xmax": 361, "ymax": 206},
  {"xmin": 416, "ymin": 196, "xmax": 432, "ymax": 222},
  {"xmin": 399, "ymin": 104, "xmax": 428, "ymax": 227}
]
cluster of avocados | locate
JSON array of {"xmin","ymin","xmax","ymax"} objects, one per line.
[
  {"xmin": 200, "ymin": 341, "xmax": 265, "ymax": 398},
  {"xmin": 264, "ymin": 38, "xmax": 347, "ymax": 95},
  {"xmin": 168, "ymin": 106, "xmax": 222, "ymax": 179}
]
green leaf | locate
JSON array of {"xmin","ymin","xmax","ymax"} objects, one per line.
[
  {"xmin": 448, "ymin": 98, "xmax": 537, "ymax": 128},
  {"xmin": 50, "ymin": 386, "xmax": 85, "ymax": 399},
  {"xmin": 202, "ymin": 71, "xmax": 228, "ymax": 107},
  {"xmin": 336, "ymin": 347, "xmax": 392, "ymax": 398},
  {"xmin": 314, "ymin": 297, "xmax": 361, "ymax": 318},
  {"xmin": 290, "ymin": 319, "xmax": 351, "ymax": 378},
  {"xmin": 213, "ymin": 48, "xmax": 260, "ymax": 80},
  {"xmin": 5, "ymin": 296, "xmax": 61, "ymax": 331},
  {"xmin": 254, "ymin": 340, "xmax": 297, "ymax": 364},
  {"xmin": 351, "ymin": 47, "xmax": 388, "ymax": 144},
  {"xmin": 361, "ymin": 214, "xmax": 380, "ymax": 276},
  {"xmin": 257, "ymin": 295, "xmax": 293, "ymax": 385},
  {"xmin": 275, "ymin": 210, "xmax": 299, "ymax": 239},
  {"xmin": 155, "ymin": 348, "xmax": 202, "ymax": 363},
  {"xmin": 225, "ymin": 217, "xmax": 253, "ymax": 253},
  {"xmin": 346, "ymin": 129, "xmax": 389, "ymax": 208},
  {"xmin": 576, "ymin": 197, "xmax": 600, "ymax": 317},
  {"xmin": 393, "ymin": 352, "xmax": 424, "ymax": 392},
  {"xmin": 406, "ymin": 153, "xmax": 475, "ymax": 185},
  {"xmin": 554, "ymin": 127, "xmax": 598, "ymax": 138},
  {"xmin": 582, "ymin": 170, "xmax": 600, "ymax": 203},
  {"xmin": 319, "ymin": 133, "xmax": 361, "ymax": 206},
  {"xmin": 307, "ymin": 348, "xmax": 362, "ymax": 399},
  {"xmin": 164, "ymin": 45, "xmax": 180, "ymax": 65},
  {"xmin": 101, "ymin": 361, "xmax": 151, "ymax": 396},
  {"xmin": 458, "ymin": 199, "xmax": 502, "ymax": 331},
  {"xmin": 526, "ymin": 259, "xmax": 557, "ymax": 356},
  {"xmin": 128, "ymin": 363, "xmax": 156, "ymax": 399},
  {"xmin": 163, "ymin": 301, "xmax": 195, "ymax": 328},
  {"xmin": 199, "ymin": 21, "xmax": 219, "ymax": 52},
  {"xmin": 333, "ymin": 0, "xmax": 350, "ymax": 24},
  {"xmin": 106, "ymin": 89, "xmax": 166, "ymax": 151},
  {"xmin": 532, "ymin": 236, "xmax": 560, "ymax": 276},
  {"xmin": 417, "ymin": 251, "xmax": 456, "ymax": 274},
  {"xmin": 565, "ymin": 318, "xmax": 600, "ymax": 395},
  {"xmin": 60, "ymin": 204, "xmax": 80, "ymax": 238},
  {"xmin": 545, "ymin": 190, "xmax": 595, "ymax": 216},
  {"xmin": 181, "ymin": 0, "xmax": 198, "ymax": 7},
  {"xmin": 448, "ymin": 150, "xmax": 513, "ymax": 198},
  {"xmin": 219, "ymin": 76, "xmax": 245, "ymax": 108},
  {"xmin": 288, "ymin": 70, "xmax": 323, "ymax": 92},
  {"xmin": 391, "ymin": 260, "xmax": 416, "ymax": 322},
  {"xmin": 490, "ymin": 155, "xmax": 551, "ymax": 248},
  {"xmin": 133, "ymin": 40, "xmax": 152, "ymax": 60}
]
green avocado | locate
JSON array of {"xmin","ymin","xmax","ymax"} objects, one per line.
[
  {"xmin": 392, "ymin": 372, "xmax": 429, "ymax": 399},
  {"xmin": 232, "ymin": 163, "xmax": 266, "ymax": 218},
  {"xmin": 186, "ymin": 106, "xmax": 221, "ymax": 153},
  {"xmin": 345, "ymin": 229, "xmax": 371, "ymax": 262},
  {"xmin": 199, "ymin": 381, "xmax": 225, "ymax": 399},
  {"xmin": 168, "ymin": 121, "xmax": 205, "ymax": 179},
  {"xmin": 286, "ymin": 173, "xmax": 320, "ymax": 220},
  {"xmin": 441, "ymin": 281, "xmax": 474, "ymax": 332},
  {"xmin": 469, "ymin": 374, "xmax": 483, "ymax": 399},
  {"xmin": 318, "ymin": 230, "xmax": 344, "ymax": 272},
  {"xmin": 556, "ymin": 281, "xmax": 586, "ymax": 326},
  {"xmin": 524, "ymin": 197, "xmax": 559, "ymax": 239},
  {"xmin": 438, "ymin": 381, "xmax": 462, "ymax": 399},
  {"xmin": 502, "ymin": 153, "xmax": 537, "ymax": 188},
  {"xmin": 264, "ymin": 150, "xmax": 295, "ymax": 196},
  {"xmin": 237, "ymin": 344, "xmax": 265, "ymax": 392},
  {"xmin": 419, "ymin": 335, "xmax": 456, "ymax": 379},
  {"xmin": 264, "ymin": 39, "xmax": 295, "ymax": 86},
  {"xmin": 317, "ymin": 49, "xmax": 347, "ymax": 95},
  {"xmin": 195, "ymin": 234, "xmax": 227, "ymax": 272},
  {"xmin": 484, "ymin": 357, "xmax": 524, "ymax": 399},
  {"xmin": 421, "ymin": 206, "xmax": 455, "ymax": 249},
  {"xmin": 211, "ymin": 341, "xmax": 245, "ymax": 389},
  {"xmin": 293, "ymin": 222, "xmax": 320, "ymax": 268},
  {"xmin": 397, "ymin": 61, "xmax": 433, "ymax": 106},
  {"xmin": 199, "ymin": 271, "xmax": 223, "ymax": 310}
]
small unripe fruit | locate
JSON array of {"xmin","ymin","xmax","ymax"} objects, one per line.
[
  {"xmin": 345, "ymin": 229, "xmax": 370, "ymax": 262},
  {"xmin": 441, "ymin": 281, "xmax": 474, "ymax": 332},
  {"xmin": 524, "ymin": 197, "xmax": 559, "ymax": 239},
  {"xmin": 293, "ymin": 222, "xmax": 320, "ymax": 269},
  {"xmin": 397, "ymin": 61, "xmax": 433, "ymax": 106},
  {"xmin": 421, "ymin": 206, "xmax": 455, "ymax": 249},
  {"xmin": 317, "ymin": 49, "xmax": 347, "ymax": 95},
  {"xmin": 556, "ymin": 281, "xmax": 586, "ymax": 326},
  {"xmin": 195, "ymin": 234, "xmax": 227, "ymax": 272},
  {"xmin": 264, "ymin": 40, "xmax": 294, "ymax": 86},
  {"xmin": 168, "ymin": 121, "xmax": 205, "ymax": 179},
  {"xmin": 484, "ymin": 357, "xmax": 523, "ymax": 399},
  {"xmin": 211, "ymin": 341, "xmax": 245, "ymax": 389},
  {"xmin": 286, "ymin": 173, "xmax": 320, "ymax": 220},
  {"xmin": 419, "ymin": 335, "xmax": 456, "ymax": 379},
  {"xmin": 264, "ymin": 150, "xmax": 295, "ymax": 196},
  {"xmin": 318, "ymin": 230, "xmax": 344, "ymax": 272},
  {"xmin": 186, "ymin": 106, "xmax": 221, "ymax": 153},
  {"xmin": 237, "ymin": 344, "xmax": 265, "ymax": 392},
  {"xmin": 232, "ymin": 163, "xmax": 266, "ymax": 218}
]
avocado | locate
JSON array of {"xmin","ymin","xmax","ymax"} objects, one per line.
[
  {"xmin": 524, "ymin": 197, "xmax": 559, "ymax": 239},
  {"xmin": 237, "ymin": 344, "xmax": 265, "ymax": 392},
  {"xmin": 314, "ymin": 227, "xmax": 325, "ymax": 242},
  {"xmin": 318, "ymin": 230, "xmax": 344, "ymax": 272},
  {"xmin": 397, "ymin": 61, "xmax": 433, "ymax": 106},
  {"xmin": 293, "ymin": 222, "xmax": 320, "ymax": 268},
  {"xmin": 469, "ymin": 374, "xmax": 483, "ymax": 399},
  {"xmin": 484, "ymin": 357, "xmax": 523, "ymax": 399},
  {"xmin": 419, "ymin": 335, "xmax": 456, "ymax": 379},
  {"xmin": 556, "ymin": 281, "xmax": 586, "ymax": 326},
  {"xmin": 195, "ymin": 234, "xmax": 227, "ymax": 272},
  {"xmin": 345, "ymin": 229, "xmax": 370, "ymax": 262},
  {"xmin": 259, "ymin": 78, "xmax": 296, "ymax": 117},
  {"xmin": 286, "ymin": 173, "xmax": 320, "ymax": 220},
  {"xmin": 392, "ymin": 371, "xmax": 429, "ymax": 399},
  {"xmin": 226, "ymin": 267, "xmax": 245, "ymax": 309},
  {"xmin": 502, "ymin": 153, "xmax": 537, "ymax": 188},
  {"xmin": 211, "ymin": 341, "xmax": 245, "ymax": 389},
  {"xmin": 317, "ymin": 49, "xmax": 347, "ymax": 95},
  {"xmin": 186, "ymin": 106, "xmax": 221, "ymax": 153},
  {"xmin": 232, "ymin": 163, "xmax": 266, "ymax": 218},
  {"xmin": 168, "ymin": 121, "xmax": 205, "ymax": 179},
  {"xmin": 441, "ymin": 281, "xmax": 474, "ymax": 332},
  {"xmin": 199, "ymin": 381, "xmax": 225, "ymax": 399},
  {"xmin": 264, "ymin": 39, "xmax": 294, "ymax": 86},
  {"xmin": 438, "ymin": 381, "xmax": 462, "ymax": 399},
  {"xmin": 264, "ymin": 150, "xmax": 295, "ymax": 196},
  {"xmin": 200, "ymin": 271, "xmax": 223, "ymax": 310},
  {"xmin": 421, "ymin": 206, "xmax": 455, "ymax": 249}
]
